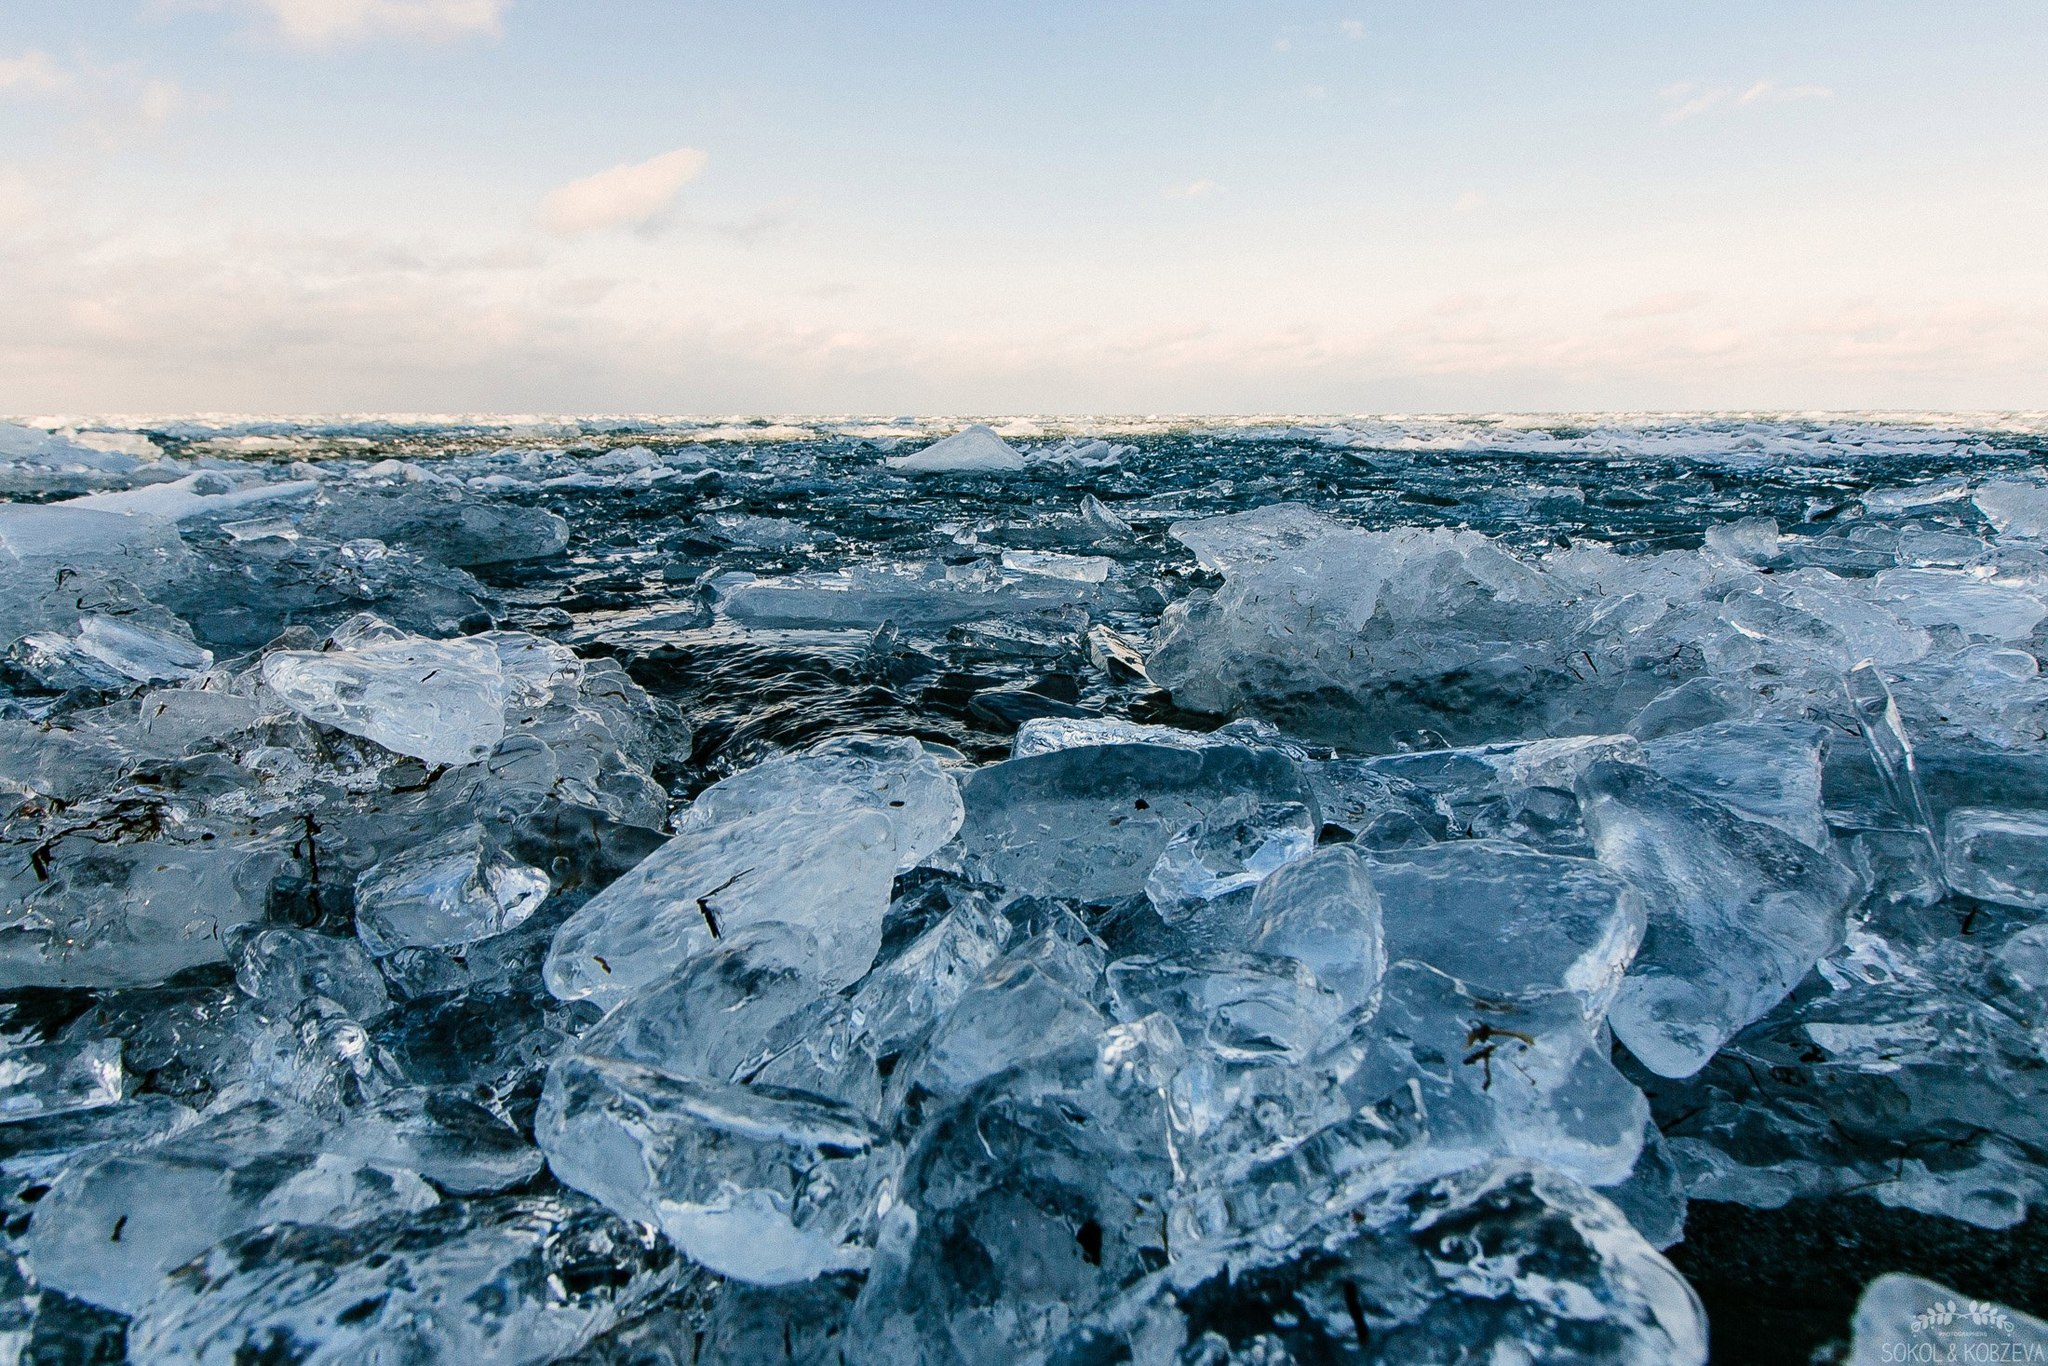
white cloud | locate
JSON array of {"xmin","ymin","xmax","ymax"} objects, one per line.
[
  {"xmin": 1453, "ymin": 190, "xmax": 1487, "ymax": 214},
  {"xmin": 0, "ymin": 50, "xmax": 75, "ymax": 98},
  {"xmin": 0, "ymin": 50, "xmax": 200, "ymax": 148},
  {"xmin": 1738, "ymin": 80, "xmax": 1834, "ymax": 106},
  {"xmin": 1340, "ymin": 19, "xmax": 1365, "ymax": 40},
  {"xmin": 1164, "ymin": 179, "xmax": 1219, "ymax": 200},
  {"xmin": 227, "ymin": 0, "xmax": 509, "ymax": 46},
  {"xmin": 539, "ymin": 147, "xmax": 709, "ymax": 236}
]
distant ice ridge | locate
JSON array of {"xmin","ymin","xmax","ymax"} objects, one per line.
[{"xmin": 4, "ymin": 414, "xmax": 2048, "ymax": 1359}]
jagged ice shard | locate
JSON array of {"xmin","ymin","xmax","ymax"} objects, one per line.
[{"xmin": 4, "ymin": 414, "xmax": 2048, "ymax": 1360}]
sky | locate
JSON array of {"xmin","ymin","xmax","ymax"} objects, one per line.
[{"xmin": 1, "ymin": 0, "xmax": 2044, "ymax": 416}]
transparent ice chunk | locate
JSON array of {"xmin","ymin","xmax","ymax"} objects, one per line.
[
  {"xmin": 537, "ymin": 1052, "xmax": 893, "ymax": 1285},
  {"xmin": 20, "ymin": 1098, "xmax": 439, "ymax": 1313},
  {"xmin": 1142, "ymin": 799, "xmax": 1316, "ymax": 938},
  {"xmin": 261, "ymin": 618, "xmax": 509, "ymax": 766},
  {"xmin": 544, "ymin": 805, "xmax": 897, "ymax": 1008},
  {"xmin": 0, "ymin": 1038, "xmax": 122, "ymax": 1124},
  {"xmin": 953, "ymin": 742, "xmax": 1313, "ymax": 902},
  {"xmin": 1579, "ymin": 760, "xmax": 1860, "ymax": 1078},
  {"xmin": 1042, "ymin": 1161, "xmax": 1706, "ymax": 1366},
  {"xmin": 70, "ymin": 614, "xmax": 212, "ymax": 683},
  {"xmin": 684, "ymin": 733, "xmax": 962, "ymax": 873},
  {"xmin": 353, "ymin": 824, "xmax": 551, "ymax": 955},
  {"xmin": 999, "ymin": 549, "xmax": 1111, "ymax": 582},
  {"xmin": 1248, "ymin": 844, "xmax": 1386, "ymax": 1011},
  {"xmin": 1641, "ymin": 720, "xmax": 1830, "ymax": 848},
  {"xmin": 1367, "ymin": 838, "xmax": 1644, "ymax": 1018},
  {"xmin": 232, "ymin": 926, "xmax": 391, "ymax": 1021},
  {"xmin": 1942, "ymin": 808, "xmax": 2048, "ymax": 909},
  {"xmin": 128, "ymin": 1194, "xmax": 676, "ymax": 1364}
]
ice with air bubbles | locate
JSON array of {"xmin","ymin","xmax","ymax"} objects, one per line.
[{"xmin": 4, "ymin": 412, "xmax": 2048, "ymax": 1360}]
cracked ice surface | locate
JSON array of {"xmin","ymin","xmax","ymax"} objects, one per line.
[{"xmin": 4, "ymin": 412, "xmax": 2048, "ymax": 1360}]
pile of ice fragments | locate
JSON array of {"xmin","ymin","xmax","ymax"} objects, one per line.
[{"xmin": 1, "ymin": 416, "xmax": 2047, "ymax": 1361}]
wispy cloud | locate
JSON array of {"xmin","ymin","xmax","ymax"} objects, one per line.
[
  {"xmin": 1164, "ymin": 179, "xmax": 1219, "ymax": 200},
  {"xmin": 193, "ymin": 0, "xmax": 511, "ymax": 47},
  {"xmin": 1661, "ymin": 78, "xmax": 1833, "ymax": 123},
  {"xmin": 540, "ymin": 147, "xmax": 709, "ymax": 236},
  {"xmin": 1339, "ymin": 19, "xmax": 1365, "ymax": 40},
  {"xmin": 1738, "ymin": 80, "xmax": 1834, "ymax": 106},
  {"xmin": 1453, "ymin": 190, "xmax": 1487, "ymax": 214},
  {"xmin": 0, "ymin": 50, "xmax": 72, "ymax": 97},
  {"xmin": 0, "ymin": 50, "xmax": 201, "ymax": 146}
]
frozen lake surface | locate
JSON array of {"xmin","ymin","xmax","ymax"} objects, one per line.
[{"xmin": 3, "ymin": 412, "xmax": 2048, "ymax": 1362}]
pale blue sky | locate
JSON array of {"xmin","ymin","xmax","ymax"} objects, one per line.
[{"xmin": 2, "ymin": 1, "xmax": 2043, "ymax": 414}]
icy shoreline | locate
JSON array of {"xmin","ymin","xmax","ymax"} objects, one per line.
[{"xmin": 2, "ymin": 415, "xmax": 2046, "ymax": 1361}]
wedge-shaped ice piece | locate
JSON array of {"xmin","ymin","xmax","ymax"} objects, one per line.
[
  {"xmin": 1579, "ymin": 760, "xmax": 1860, "ymax": 1078},
  {"xmin": 0, "ymin": 1038, "xmax": 121, "ymax": 1123},
  {"xmin": 954, "ymin": 742, "xmax": 1312, "ymax": 901},
  {"xmin": 544, "ymin": 805, "xmax": 896, "ymax": 1008},
  {"xmin": 1847, "ymin": 1273, "xmax": 2048, "ymax": 1366},
  {"xmin": 262, "ymin": 620, "xmax": 507, "ymax": 766},
  {"xmin": 1169, "ymin": 501, "xmax": 1348, "ymax": 573},
  {"xmin": 537, "ymin": 1053, "xmax": 892, "ymax": 1285},
  {"xmin": 1080, "ymin": 492, "xmax": 1134, "ymax": 543},
  {"xmin": 1642, "ymin": 720, "xmax": 1830, "ymax": 848},
  {"xmin": 70, "ymin": 614, "xmax": 212, "ymax": 683},
  {"xmin": 1000, "ymin": 549, "xmax": 1111, "ymax": 582},
  {"xmin": 1368, "ymin": 838, "xmax": 1644, "ymax": 1018},
  {"xmin": 1941, "ymin": 808, "xmax": 2048, "ymax": 910},
  {"xmin": 20, "ymin": 1098, "xmax": 438, "ymax": 1313},
  {"xmin": 684, "ymin": 734, "xmax": 962, "ymax": 873},
  {"xmin": 884, "ymin": 424, "xmax": 1026, "ymax": 473},
  {"xmin": 128, "ymin": 1194, "xmax": 676, "ymax": 1366},
  {"xmin": 61, "ymin": 470, "xmax": 316, "ymax": 521},
  {"xmin": 353, "ymin": 824, "xmax": 550, "ymax": 955},
  {"xmin": 844, "ymin": 882, "xmax": 1011, "ymax": 1056},
  {"xmin": 1044, "ymin": 1161, "xmax": 1706, "ymax": 1366},
  {"xmin": 1249, "ymin": 844, "xmax": 1386, "ymax": 1010}
]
